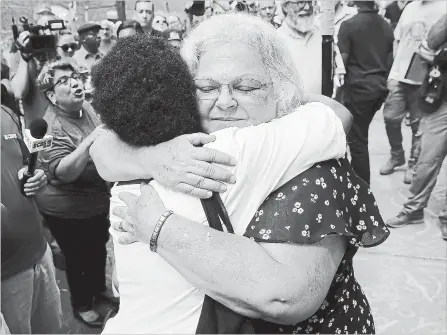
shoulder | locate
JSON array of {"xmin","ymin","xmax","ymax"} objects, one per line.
[
  {"xmin": 44, "ymin": 108, "xmax": 64, "ymax": 135},
  {"xmin": 1, "ymin": 105, "xmax": 18, "ymax": 131}
]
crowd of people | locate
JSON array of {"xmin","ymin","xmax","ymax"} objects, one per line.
[{"xmin": 1, "ymin": 0, "xmax": 446, "ymax": 334}]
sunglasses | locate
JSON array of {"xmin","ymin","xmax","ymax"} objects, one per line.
[{"xmin": 58, "ymin": 43, "xmax": 78, "ymax": 52}]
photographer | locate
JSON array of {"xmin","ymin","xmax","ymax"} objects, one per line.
[
  {"xmin": 9, "ymin": 12, "xmax": 60, "ymax": 125},
  {"xmin": 386, "ymin": 14, "xmax": 447, "ymax": 241},
  {"xmin": 1, "ymin": 66, "xmax": 62, "ymax": 334}
]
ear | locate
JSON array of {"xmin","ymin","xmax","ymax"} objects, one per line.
[{"xmin": 46, "ymin": 90, "xmax": 57, "ymax": 105}]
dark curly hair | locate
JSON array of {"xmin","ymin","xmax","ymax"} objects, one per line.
[{"xmin": 91, "ymin": 34, "xmax": 202, "ymax": 147}]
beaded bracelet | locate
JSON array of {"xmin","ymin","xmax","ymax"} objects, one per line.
[{"xmin": 150, "ymin": 210, "xmax": 174, "ymax": 252}]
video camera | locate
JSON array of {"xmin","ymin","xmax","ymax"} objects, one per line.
[{"xmin": 12, "ymin": 17, "xmax": 66, "ymax": 55}]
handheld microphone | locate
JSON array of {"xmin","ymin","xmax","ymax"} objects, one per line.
[{"xmin": 20, "ymin": 119, "xmax": 53, "ymax": 196}]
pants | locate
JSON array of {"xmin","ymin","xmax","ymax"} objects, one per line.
[
  {"xmin": 1, "ymin": 244, "xmax": 62, "ymax": 334},
  {"xmin": 346, "ymin": 97, "xmax": 386, "ymax": 185},
  {"xmin": 403, "ymin": 101, "xmax": 447, "ymax": 214},
  {"xmin": 43, "ymin": 213, "xmax": 110, "ymax": 311},
  {"xmin": 383, "ymin": 79, "xmax": 422, "ymax": 162}
]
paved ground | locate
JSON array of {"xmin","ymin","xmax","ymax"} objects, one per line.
[{"xmin": 55, "ymin": 110, "xmax": 446, "ymax": 334}]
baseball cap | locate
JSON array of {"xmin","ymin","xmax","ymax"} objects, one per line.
[{"xmin": 77, "ymin": 22, "xmax": 102, "ymax": 35}]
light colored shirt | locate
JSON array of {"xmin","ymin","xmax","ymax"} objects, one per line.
[
  {"xmin": 103, "ymin": 102, "xmax": 347, "ymax": 334},
  {"xmin": 72, "ymin": 46, "xmax": 104, "ymax": 71},
  {"xmin": 277, "ymin": 23, "xmax": 323, "ymax": 94},
  {"xmin": 389, "ymin": 0, "xmax": 447, "ymax": 85}
]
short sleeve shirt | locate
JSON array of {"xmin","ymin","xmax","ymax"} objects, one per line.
[
  {"xmin": 73, "ymin": 47, "xmax": 105, "ymax": 71},
  {"xmin": 389, "ymin": 1, "xmax": 447, "ymax": 85}
]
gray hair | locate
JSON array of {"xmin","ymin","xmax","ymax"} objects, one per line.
[
  {"xmin": 36, "ymin": 60, "xmax": 82, "ymax": 92},
  {"xmin": 180, "ymin": 13, "xmax": 303, "ymax": 117}
]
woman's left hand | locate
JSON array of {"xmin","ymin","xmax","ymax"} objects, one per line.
[{"xmin": 112, "ymin": 183, "xmax": 167, "ymax": 245}]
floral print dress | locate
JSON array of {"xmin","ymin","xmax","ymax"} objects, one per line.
[{"xmin": 243, "ymin": 158, "xmax": 390, "ymax": 334}]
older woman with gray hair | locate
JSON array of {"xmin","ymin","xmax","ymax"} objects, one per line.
[
  {"xmin": 91, "ymin": 13, "xmax": 389, "ymax": 334},
  {"xmin": 34, "ymin": 60, "xmax": 112, "ymax": 328}
]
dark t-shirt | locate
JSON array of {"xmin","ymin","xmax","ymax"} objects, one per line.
[
  {"xmin": 1, "ymin": 105, "xmax": 46, "ymax": 280},
  {"xmin": 338, "ymin": 10, "xmax": 394, "ymax": 101},
  {"xmin": 35, "ymin": 102, "xmax": 110, "ymax": 219}
]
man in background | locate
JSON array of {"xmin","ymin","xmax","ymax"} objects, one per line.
[
  {"xmin": 73, "ymin": 22, "xmax": 104, "ymax": 71},
  {"xmin": 379, "ymin": 0, "xmax": 446, "ymax": 184},
  {"xmin": 99, "ymin": 20, "xmax": 116, "ymax": 55},
  {"xmin": 386, "ymin": 14, "xmax": 447, "ymax": 240},
  {"xmin": 134, "ymin": 0, "xmax": 162, "ymax": 37},
  {"xmin": 278, "ymin": 0, "xmax": 345, "ymax": 94},
  {"xmin": 258, "ymin": 0, "xmax": 276, "ymax": 25},
  {"xmin": 338, "ymin": 0, "xmax": 394, "ymax": 185},
  {"xmin": 1, "ymin": 66, "xmax": 62, "ymax": 334}
]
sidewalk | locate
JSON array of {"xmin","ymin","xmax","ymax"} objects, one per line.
[{"xmin": 354, "ymin": 110, "xmax": 447, "ymax": 335}]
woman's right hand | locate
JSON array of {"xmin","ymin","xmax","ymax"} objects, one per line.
[
  {"xmin": 83, "ymin": 124, "xmax": 107, "ymax": 149},
  {"xmin": 150, "ymin": 133, "xmax": 237, "ymax": 198}
]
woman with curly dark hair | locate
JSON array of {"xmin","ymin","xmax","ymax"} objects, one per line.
[{"xmin": 91, "ymin": 16, "xmax": 388, "ymax": 334}]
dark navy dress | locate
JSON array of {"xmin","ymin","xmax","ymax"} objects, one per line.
[{"xmin": 244, "ymin": 158, "xmax": 390, "ymax": 334}]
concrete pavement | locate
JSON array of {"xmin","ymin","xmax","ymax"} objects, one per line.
[
  {"xmin": 55, "ymin": 110, "xmax": 446, "ymax": 334},
  {"xmin": 354, "ymin": 109, "xmax": 446, "ymax": 335}
]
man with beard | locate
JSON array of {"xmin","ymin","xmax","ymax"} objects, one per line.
[
  {"xmin": 73, "ymin": 23, "xmax": 104, "ymax": 71},
  {"xmin": 278, "ymin": 0, "xmax": 345, "ymax": 94}
]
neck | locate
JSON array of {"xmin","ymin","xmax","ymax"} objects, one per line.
[
  {"xmin": 142, "ymin": 25, "xmax": 153, "ymax": 34},
  {"xmin": 101, "ymin": 39, "xmax": 112, "ymax": 45},
  {"xmin": 83, "ymin": 44, "xmax": 98, "ymax": 54},
  {"xmin": 54, "ymin": 103, "xmax": 83, "ymax": 117}
]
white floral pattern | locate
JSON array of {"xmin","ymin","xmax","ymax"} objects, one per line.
[{"xmin": 245, "ymin": 159, "xmax": 389, "ymax": 334}]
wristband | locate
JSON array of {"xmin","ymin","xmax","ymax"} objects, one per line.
[{"xmin": 150, "ymin": 210, "xmax": 174, "ymax": 252}]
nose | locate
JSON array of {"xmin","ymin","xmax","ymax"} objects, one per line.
[
  {"xmin": 70, "ymin": 78, "xmax": 79, "ymax": 88},
  {"xmin": 215, "ymin": 85, "xmax": 237, "ymax": 111}
]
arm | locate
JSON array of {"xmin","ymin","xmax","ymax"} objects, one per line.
[
  {"xmin": 55, "ymin": 141, "xmax": 93, "ymax": 183},
  {"xmin": 90, "ymin": 131, "xmax": 237, "ymax": 198},
  {"xmin": 337, "ymin": 21, "xmax": 350, "ymax": 84},
  {"xmin": 304, "ymin": 94, "xmax": 352, "ymax": 133},
  {"xmin": 158, "ymin": 215, "xmax": 346, "ymax": 324},
  {"xmin": 426, "ymin": 14, "xmax": 447, "ymax": 51},
  {"xmin": 10, "ymin": 55, "xmax": 30, "ymax": 100},
  {"xmin": 9, "ymin": 32, "xmax": 32, "ymax": 100},
  {"xmin": 115, "ymin": 186, "xmax": 346, "ymax": 325},
  {"xmin": 54, "ymin": 125, "xmax": 105, "ymax": 183}
]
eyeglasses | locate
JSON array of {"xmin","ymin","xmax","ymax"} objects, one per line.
[
  {"xmin": 194, "ymin": 78, "xmax": 272, "ymax": 100},
  {"xmin": 58, "ymin": 43, "xmax": 78, "ymax": 52},
  {"xmin": 52, "ymin": 72, "xmax": 82, "ymax": 89}
]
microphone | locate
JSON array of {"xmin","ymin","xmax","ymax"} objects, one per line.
[{"xmin": 20, "ymin": 119, "xmax": 53, "ymax": 196}]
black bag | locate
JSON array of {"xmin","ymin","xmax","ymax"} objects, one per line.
[
  {"xmin": 196, "ymin": 193, "xmax": 255, "ymax": 334},
  {"xmin": 419, "ymin": 47, "xmax": 447, "ymax": 113}
]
